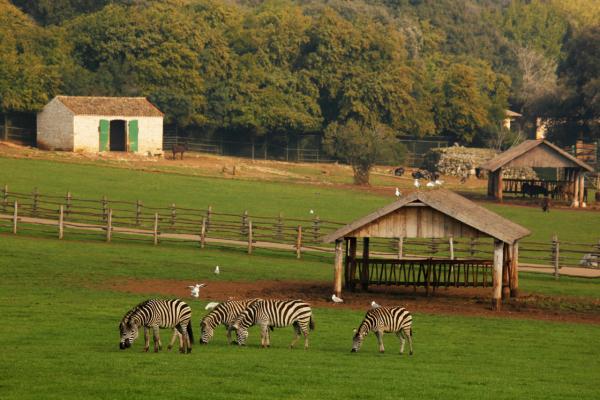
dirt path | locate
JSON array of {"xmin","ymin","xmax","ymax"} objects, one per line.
[{"xmin": 92, "ymin": 277, "xmax": 600, "ymax": 325}]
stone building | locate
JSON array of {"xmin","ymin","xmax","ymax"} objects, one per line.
[{"xmin": 37, "ymin": 96, "xmax": 164, "ymax": 153}]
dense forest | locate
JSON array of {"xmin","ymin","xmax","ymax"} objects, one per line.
[{"xmin": 2, "ymin": 0, "xmax": 600, "ymax": 147}]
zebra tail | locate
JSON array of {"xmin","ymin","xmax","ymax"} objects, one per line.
[
  {"xmin": 187, "ymin": 320, "xmax": 194, "ymax": 344},
  {"xmin": 310, "ymin": 314, "xmax": 315, "ymax": 331}
]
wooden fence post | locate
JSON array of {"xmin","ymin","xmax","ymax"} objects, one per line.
[
  {"xmin": 553, "ymin": 234, "xmax": 559, "ymax": 280},
  {"xmin": 334, "ymin": 239, "xmax": 343, "ymax": 297},
  {"xmin": 313, "ymin": 216, "xmax": 320, "ymax": 244},
  {"xmin": 201, "ymin": 216, "xmax": 206, "ymax": 249},
  {"xmin": 206, "ymin": 206, "xmax": 211, "ymax": 233},
  {"xmin": 106, "ymin": 209, "xmax": 112, "ymax": 243},
  {"xmin": 13, "ymin": 200, "xmax": 17, "ymax": 234},
  {"xmin": 296, "ymin": 225, "xmax": 302, "ymax": 259},
  {"xmin": 102, "ymin": 196, "xmax": 107, "ymax": 221},
  {"xmin": 66, "ymin": 191, "xmax": 71, "ymax": 219},
  {"xmin": 171, "ymin": 203, "xmax": 175, "ymax": 230},
  {"xmin": 470, "ymin": 238, "xmax": 476, "ymax": 257},
  {"xmin": 242, "ymin": 210, "xmax": 248, "ymax": 235},
  {"xmin": 136, "ymin": 200, "xmax": 142, "ymax": 226},
  {"xmin": 398, "ymin": 237, "xmax": 403, "ymax": 259},
  {"xmin": 449, "ymin": 238, "xmax": 454, "ymax": 260},
  {"xmin": 277, "ymin": 212, "xmax": 283, "ymax": 239},
  {"xmin": 59, "ymin": 205, "xmax": 63, "ymax": 239},
  {"xmin": 153, "ymin": 213, "xmax": 158, "ymax": 245},
  {"xmin": 33, "ymin": 187, "xmax": 38, "ymax": 215},
  {"xmin": 3, "ymin": 184, "xmax": 7, "ymax": 212},
  {"xmin": 248, "ymin": 221, "xmax": 253, "ymax": 254}
]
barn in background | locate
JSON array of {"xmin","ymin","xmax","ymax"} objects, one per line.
[{"xmin": 37, "ymin": 96, "xmax": 164, "ymax": 153}]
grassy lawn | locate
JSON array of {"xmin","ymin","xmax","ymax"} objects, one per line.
[{"xmin": 1, "ymin": 264, "xmax": 599, "ymax": 399}]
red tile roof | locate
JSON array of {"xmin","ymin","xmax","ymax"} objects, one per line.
[{"xmin": 56, "ymin": 96, "xmax": 164, "ymax": 117}]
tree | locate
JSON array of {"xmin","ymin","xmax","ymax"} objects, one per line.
[
  {"xmin": 323, "ymin": 120, "xmax": 407, "ymax": 186},
  {"xmin": 432, "ymin": 63, "xmax": 489, "ymax": 142},
  {"xmin": 147, "ymin": 89, "xmax": 195, "ymax": 126}
]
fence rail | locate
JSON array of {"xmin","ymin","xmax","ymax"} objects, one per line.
[{"xmin": 1, "ymin": 185, "xmax": 598, "ymax": 276}]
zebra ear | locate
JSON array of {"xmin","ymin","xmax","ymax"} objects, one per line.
[{"xmin": 353, "ymin": 328, "xmax": 357, "ymax": 334}]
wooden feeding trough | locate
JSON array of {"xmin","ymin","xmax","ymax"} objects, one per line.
[
  {"xmin": 479, "ymin": 140, "xmax": 596, "ymax": 207},
  {"xmin": 322, "ymin": 189, "xmax": 531, "ymax": 311}
]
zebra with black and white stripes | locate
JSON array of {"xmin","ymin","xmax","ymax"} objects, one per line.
[
  {"xmin": 119, "ymin": 299, "xmax": 194, "ymax": 353},
  {"xmin": 351, "ymin": 307, "xmax": 413, "ymax": 355},
  {"xmin": 200, "ymin": 299, "xmax": 262, "ymax": 345},
  {"xmin": 228, "ymin": 299, "xmax": 315, "ymax": 349}
]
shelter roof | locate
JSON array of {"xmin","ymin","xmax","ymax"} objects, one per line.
[
  {"xmin": 479, "ymin": 140, "xmax": 595, "ymax": 173},
  {"xmin": 322, "ymin": 188, "xmax": 530, "ymax": 245},
  {"xmin": 56, "ymin": 96, "xmax": 164, "ymax": 117},
  {"xmin": 505, "ymin": 110, "xmax": 522, "ymax": 117}
]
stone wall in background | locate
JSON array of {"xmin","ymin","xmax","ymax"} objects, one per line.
[{"xmin": 422, "ymin": 145, "xmax": 538, "ymax": 180}]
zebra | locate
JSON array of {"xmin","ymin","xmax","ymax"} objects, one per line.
[
  {"xmin": 200, "ymin": 298, "xmax": 262, "ymax": 345},
  {"xmin": 351, "ymin": 306, "xmax": 413, "ymax": 355},
  {"xmin": 228, "ymin": 299, "xmax": 315, "ymax": 349},
  {"xmin": 119, "ymin": 299, "xmax": 194, "ymax": 354}
]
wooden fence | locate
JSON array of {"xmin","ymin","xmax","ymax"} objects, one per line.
[{"xmin": 1, "ymin": 185, "xmax": 598, "ymax": 277}]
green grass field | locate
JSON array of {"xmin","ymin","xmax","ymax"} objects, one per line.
[
  {"xmin": 1, "ymin": 156, "xmax": 600, "ymax": 399},
  {"xmin": 1, "ymin": 235, "xmax": 600, "ymax": 399}
]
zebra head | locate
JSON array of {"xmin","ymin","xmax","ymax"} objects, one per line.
[
  {"xmin": 119, "ymin": 321, "xmax": 140, "ymax": 350},
  {"xmin": 199, "ymin": 320, "xmax": 214, "ymax": 345},
  {"xmin": 351, "ymin": 328, "xmax": 366, "ymax": 353},
  {"xmin": 231, "ymin": 324, "xmax": 248, "ymax": 346}
]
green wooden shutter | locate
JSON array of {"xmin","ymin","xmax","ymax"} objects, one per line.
[
  {"xmin": 128, "ymin": 120, "xmax": 139, "ymax": 152},
  {"xmin": 99, "ymin": 120, "xmax": 109, "ymax": 152}
]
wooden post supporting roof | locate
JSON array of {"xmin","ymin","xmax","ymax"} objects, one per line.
[
  {"xmin": 492, "ymin": 239, "xmax": 504, "ymax": 311},
  {"xmin": 334, "ymin": 239, "xmax": 343, "ymax": 298},
  {"xmin": 578, "ymin": 172, "xmax": 585, "ymax": 207},
  {"xmin": 510, "ymin": 240, "xmax": 519, "ymax": 298}
]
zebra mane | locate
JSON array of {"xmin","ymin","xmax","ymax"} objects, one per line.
[{"xmin": 121, "ymin": 299, "xmax": 153, "ymax": 325}]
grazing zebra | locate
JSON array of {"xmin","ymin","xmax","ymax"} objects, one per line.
[
  {"xmin": 200, "ymin": 299, "xmax": 262, "ymax": 345},
  {"xmin": 351, "ymin": 307, "xmax": 412, "ymax": 355},
  {"xmin": 228, "ymin": 299, "xmax": 315, "ymax": 349},
  {"xmin": 119, "ymin": 299, "xmax": 194, "ymax": 354}
]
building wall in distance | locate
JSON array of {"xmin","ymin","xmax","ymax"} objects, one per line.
[{"xmin": 36, "ymin": 98, "xmax": 75, "ymax": 151}]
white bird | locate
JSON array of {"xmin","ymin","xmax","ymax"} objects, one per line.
[
  {"xmin": 205, "ymin": 302, "xmax": 220, "ymax": 310},
  {"xmin": 332, "ymin": 294, "xmax": 344, "ymax": 304},
  {"xmin": 196, "ymin": 155, "xmax": 199, "ymax": 157},
  {"xmin": 435, "ymin": 180, "xmax": 444, "ymax": 185},
  {"xmin": 214, "ymin": 266, "xmax": 220, "ymax": 275},
  {"xmin": 187, "ymin": 284, "xmax": 206, "ymax": 298},
  {"xmin": 395, "ymin": 188, "xmax": 401, "ymax": 197},
  {"xmin": 427, "ymin": 182, "xmax": 436, "ymax": 188},
  {"xmin": 413, "ymin": 179, "xmax": 421, "ymax": 191},
  {"xmin": 371, "ymin": 301, "xmax": 381, "ymax": 308},
  {"xmin": 310, "ymin": 210, "xmax": 314, "ymax": 213}
]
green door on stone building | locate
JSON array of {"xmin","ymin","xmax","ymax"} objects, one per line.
[
  {"xmin": 128, "ymin": 120, "xmax": 138, "ymax": 152},
  {"xmin": 99, "ymin": 120, "xmax": 109, "ymax": 152}
]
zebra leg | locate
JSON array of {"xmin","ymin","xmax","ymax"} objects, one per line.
[
  {"xmin": 408, "ymin": 327, "xmax": 413, "ymax": 355},
  {"xmin": 290, "ymin": 322, "xmax": 302, "ymax": 349},
  {"xmin": 152, "ymin": 325, "xmax": 162, "ymax": 352},
  {"xmin": 396, "ymin": 330, "xmax": 406, "ymax": 355},
  {"xmin": 143, "ymin": 326, "xmax": 150, "ymax": 353},
  {"xmin": 300, "ymin": 322, "xmax": 310, "ymax": 350},
  {"xmin": 182, "ymin": 324, "xmax": 192, "ymax": 354},
  {"xmin": 260, "ymin": 324, "xmax": 269, "ymax": 348},
  {"xmin": 376, "ymin": 330, "xmax": 384, "ymax": 354},
  {"xmin": 167, "ymin": 328, "xmax": 182, "ymax": 352}
]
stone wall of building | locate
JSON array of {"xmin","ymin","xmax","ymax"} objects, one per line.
[
  {"xmin": 422, "ymin": 146, "xmax": 538, "ymax": 180},
  {"xmin": 36, "ymin": 98, "xmax": 75, "ymax": 151},
  {"xmin": 73, "ymin": 116, "xmax": 163, "ymax": 154}
]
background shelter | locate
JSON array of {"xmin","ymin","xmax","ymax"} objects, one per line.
[
  {"xmin": 37, "ymin": 96, "xmax": 164, "ymax": 154},
  {"xmin": 323, "ymin": 189, "xmax": 531, "ymax": 310},
  {"xmin": 479, "ymin": 140, "xmax": 596, "ymax": 207}
]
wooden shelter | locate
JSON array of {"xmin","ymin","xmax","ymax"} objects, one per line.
[
  {"xmin": 323, "ymin": 189, "xmax": 531, "ymax": 310},
  {"xmin": 479, "ymin": 140, "xmax": 596, "ymax": 207}
]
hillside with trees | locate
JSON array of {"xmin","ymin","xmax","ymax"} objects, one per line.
[{"xmin": 2, "ymin": 0, "xmax": 599, "ymax": 148}]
